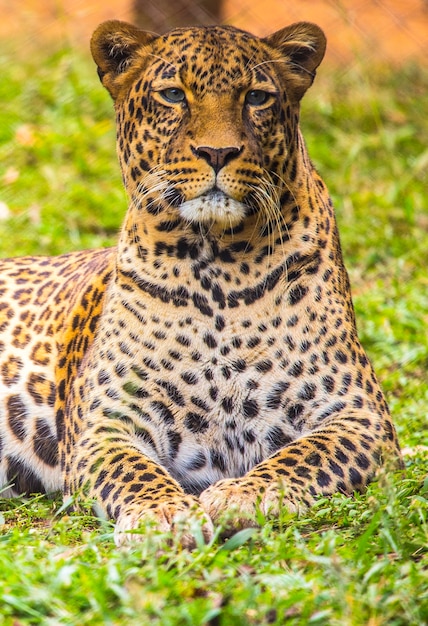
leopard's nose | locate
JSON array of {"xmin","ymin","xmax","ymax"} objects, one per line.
[{"xmin": 192, "ymin": 145, "xmax": 242, "ymax": 174}]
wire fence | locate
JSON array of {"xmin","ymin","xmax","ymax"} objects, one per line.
[{"xmin": 1, "ymin": 0, "xmax": 427, "ymax": 68}]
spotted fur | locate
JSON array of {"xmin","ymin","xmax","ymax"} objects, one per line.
[{"xmin": 0, "ymin": 20, "xmax": 401, "ymax": 545}]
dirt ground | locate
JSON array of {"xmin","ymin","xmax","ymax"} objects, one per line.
[{"xmin": 1, "ymin": 0, "xmax": 427, "ymax": 65}]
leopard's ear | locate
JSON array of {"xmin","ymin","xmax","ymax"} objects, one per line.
[
  {"xmin": 264, "ymin": 22, "xmax": 326, "ymax": 100},
  {"xmin": 91, "ymin": 20, "xmax": 157, "ymax": 99}
]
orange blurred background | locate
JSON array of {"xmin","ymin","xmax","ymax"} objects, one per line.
[{"xmin": 1, "ymin": 0, "xmax": 427, "ymax": 66}]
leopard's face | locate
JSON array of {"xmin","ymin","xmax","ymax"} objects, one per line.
[
  {"xmin": 122, "ymin": 28, "xmax": 286, "ymax": 228},
  {"xmin": 92, "ymin": 23, "xmax": 326, "ymax": 229}
]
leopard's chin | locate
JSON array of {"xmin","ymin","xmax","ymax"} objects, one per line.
[{"xmin": 179, "ymin": 191, "xmax": 246, "ymax": 228}]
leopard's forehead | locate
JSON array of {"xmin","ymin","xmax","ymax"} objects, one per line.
[
  {"xmin": 155, "ymin": 25, "xmax": 263, "ymax": 57},
  {"xmin": 146, "ymin": 26, "xmax": 276, "ymax": 92}
]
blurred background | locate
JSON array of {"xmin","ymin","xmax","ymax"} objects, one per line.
[{"xmin": 1, "ymin": 0, "xmax": 427, "ymax": 68}]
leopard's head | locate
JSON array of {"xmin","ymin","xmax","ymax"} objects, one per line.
[{"xmin": 91, "ymin": 21, "xmax": 326, "ymax": 230}]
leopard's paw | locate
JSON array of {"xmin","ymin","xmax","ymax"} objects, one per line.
[
  {"xmin": 200, "ymin": 478, "xmax": 300, "ymax": 535},
  {"xmin": 114, "ymin": 495, "xmax": 214, "ymax": 548}
]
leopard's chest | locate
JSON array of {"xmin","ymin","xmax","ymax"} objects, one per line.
[
  {"xmin": 157, "ymin": 351, "xmax": 300, "ymax": 494},
  {"xmin": 93, "ymin": 289, "xmax": 322, "ymax": 494}
]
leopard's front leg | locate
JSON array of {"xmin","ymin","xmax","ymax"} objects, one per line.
[
  {"xmin": 200, "ymin": 409, "xmax": 401, "ymax": 532},
  {"xmin": 65, "ymin": 419, "xmax": 213, "ymax": 547}
]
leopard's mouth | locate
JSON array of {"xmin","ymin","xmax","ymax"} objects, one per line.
[{"xmin": 178, "ymin": 189, "xmax": 247, "ymax": 227}]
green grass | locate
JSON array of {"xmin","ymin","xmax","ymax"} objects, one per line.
[{"xmin": 0, "ymin": 43, "xmax": 427, "ymax": 626}]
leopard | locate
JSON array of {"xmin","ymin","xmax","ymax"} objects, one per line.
[{"xmin": 0, "ymin": 19, "xmax": 401, "ymax": 547}]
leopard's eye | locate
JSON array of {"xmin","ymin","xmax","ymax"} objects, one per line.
[
  {"xmin": 245, "ymin": 90, "xmax": 270, "ymax": 106},
  {"xmin": 160, "ymin": 88, "xmax": 186, "ymax": 104}
]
